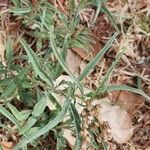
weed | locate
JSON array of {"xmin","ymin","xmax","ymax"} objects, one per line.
[{"xmin": 0, "ymin": 0, "xmax": 149, "ymax": 149}]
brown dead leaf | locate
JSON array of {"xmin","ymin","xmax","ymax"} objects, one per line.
[
  {"xmin": 66, "ymin": 49, "xmax": 88, "ymax": 77},
  {"xmin": 0, "ymin": 141, "xmax": 13, "ymax": 150},
  {"xmin": 110, "ymin": 91, "xmax": 144, "ymax": 115},
  {"xmin": 66, "ymin": 49, "xmax": 82, "ymax": 76},
  {"xmin": 97, "ymin": 98, "xmax": 134, "ymax": 143}
]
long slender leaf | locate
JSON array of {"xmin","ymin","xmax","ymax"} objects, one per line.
[
  {"xmin": 9, "ymin": 8, "xmax": 31, "ymax": 14},
  {"xmin": 19, "ymin": 96, "xmax": 47, "ymax": 135},
  {"xmin": 7, "ymin": 103, "xmax": 31, "ymax": 122},
  {"xmin": 0, "ymin": 105, "xmax": 20, "ymax": 129},
  {"xmin": 0, "ymin": 81, "xmax": 16, "ymax": 98},
  {"xmin": 19, "ymin": 116, "xmax": 37, "ymax": 135},
  {"xmin": 1, "ymin": 67, "xmax": 29, "ymax": 99},
  {"xmin": 78, "ymin": 32, "xmax": 118, "ymax": 81},
  {"xmin": 92, "ymin": 0, "xmax": 102, "ymax": 25},
  {"xmin": 107, "ymin": 85, "xmax": 150, "ymax": 102},
  {"xmin": 69, "ymin": 103, "xmax": 82, "ymax": 150},
  {"xmin": 101, "ymin": 5, "xmax": 120, "ymax": 32},
  {"xmin": 49, "ymin": 26, "xmax": 83, "ymax": 92},
  {"xmin": 13, "ymin": 100, "xmax": 70, "ymax": 150},
  {"xmin": 20, "ymin": 38, "xmax": 53, "ymax": 86},
  {"xmin": 5, "ymin": 37, "xmax": 13, "ymax": 63},
  {"xmin": 94, "ymin": 49, "xmax": 124, "ymax": 96}
]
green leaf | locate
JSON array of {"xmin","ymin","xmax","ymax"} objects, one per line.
[
  {"xmin": 69, "ymin": 0, "xmax": 76, "ymax": 11},
  {"xmin": 13, "ymin": 100, "xmax": 70, "ymax": 150},
  {"xmin": 101, "ymin": 49, "xmax": 124, "ymax": 85},
  {"xmin": 7, "ymin": 103, "xmax": 31, "ymax": 121},
  {"xmin": 46, "ymin": 92, "xmax": 62, "ymax": 111},
  {"xmin": 5, "ymin": 37, "xmax": 13, "ymax": 63},
  {"xmin": 56, "ymin": 131, "xmax": 67, "ymax": 150},
  {"xmin": 107, "ymin": 85, "xmax": 150, "ymax": 102},
  {"xmin": 1, "ymin": 67, "xmax": 29, "ymax": 99},
  {"xmin": 0, "ymin": 105, "xmax": 20, "ymax": 129},
  {"xmin": 19, "ymin": 38, "xmax": 53, "ymax": 86},
  {"xmin": 49, "ymin": 26, "xmax": 83, "ymax": 93},
  {"xmin": 19, "ymin": 96, "xmax": 47, "ymax": 135},
  {"xmin": 0, "ymin": 122, "xmax": 15, "ymax": 133},
  {"xmin": 92, "ymin": 0, "xmax": 102, "ymax": 25},
  {"xmin": 19, "ymin": 116, "xmax": 37, "ymax": 135},
  {"xmin": 94, "ymin": 49, "xmax": 124, "ymax": 96},
  {"xmin": 101, "ymin": 5, "xmax": 120, "ymax": 32},
  {"xmin": 20, "ymin": 110, "xmax": 31, "ymax": 120},
  {"xmin": 78, "ymin": 32, "xmax": 118, "ymax": 81},
  {"xmin": 69, "ymin": 103, "xmax": 82, "ymax": 150},
  {"xmin": 0, "ymin": 81, "xmax": 17, "ymax": 99},
  {"xmin": 0, "ymin": 145, "xmax": 3, "ymax": 150},
  {"xmin": 11, "ymin": 0, "xmax": 20, "ymax": 7},
  {"xmin": 9, "ymin": 8, "xmax": 31, "ymax": 15},
  {"xmin": 32, "ymin": 96, "xmax": 47, "ymax": 117}
]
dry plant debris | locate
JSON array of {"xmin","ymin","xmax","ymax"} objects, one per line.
[{"xmin": 0, "ymin": 0, "xmax": 150, "ymax": 150}]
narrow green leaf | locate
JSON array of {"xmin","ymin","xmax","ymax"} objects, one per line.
[
  {"xmin": 5, "ymin": 37, "xmax": 13, "ymax": 63},
  {"xmin": 19, "ymin": 38, "xmax": 53, "ymax": 86},
  {"xmin": 19, "ymin": 116, "xmax": 37, "ymax": 135},
  {"xmin": 0, "ymin": 105, "xmax": 20, "ymax": 129},
  {"xmin": 46, "ymin": 93, "xmax": 62, "ymax": 111},
  {"xmin": 78, "ymin": 32, "xmax": 118, "ymax": 81},
  {"xmin": 49, "ymin": 26, "xmax": 83, "ymax": 92},
  {"xmin": 1, "ymin": 67, "xmax": 29, "ymax": 99},
  {"xmin": 0, "ymin": 145, "xmax": 3, "ymax": 150},
  {"xmin": 92, "ymin": 0, "xmax": 102, "ymax": 25},
  {"xmin": 0, "ymin": 122, "xmax": 15, "ymax": 133},
  {"xmin": 94, "ymin": 49, "xmax": 124, "ymax": 96},
  {"xmin": 32, "ymin": 97, "xmax": 47, "ymax": 117},
  {"xmin": 9, "ymin": 8, "xmax": 31, "ymax": 14},
  {"xmin": 19, "ymin": 96, "xmax": 47, "ymax": 135},
  {"xmin": 0, "ymin": 81, "xmax": 16, "ymax": 98},
  {"xmin": 101, "ymin": 49, "xmax": 124, "ymax": 86},
  {"xmin": 11, "ymin": 0, "xmax": 20, "ymax": 7},
  {"xmin": 7, "ymin": 103, "xmax": 31, "ymax": 121},
  {"xmin": 20, "ymin": 110, "xmax": 31, "ymax": 120},
  {"xmin": 107, "ymin": 85, "xmax": 150, "ymax": 102},
  {"xmin": 69, "ymin": 103, "xmax": 82, "ymax": 150},
  {"xmin": 101, "ymin": 5, "xmax": 120, "ymax": 32},
  {"xmin": 13, "ymin": 100, "xmax": 70, "ymax": 150}
]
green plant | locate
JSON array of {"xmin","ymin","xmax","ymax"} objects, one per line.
[{"xmin": 0, "ymin": 0, "xmax": 149, "ymax": 150}]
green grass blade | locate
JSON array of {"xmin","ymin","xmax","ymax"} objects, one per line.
[
  {"xmin": 13, "ymin": 100, "xmax": 70, "ymax": 150},
  {"xmin": 49, "ymin": 26, "xmax": 83, "ymax": 92},
  {"xmin": 107, "ymin": 85, "xmax": 150, "ymax": 102},
  {"xmin": 78, "ymin": 32, "xmax": 118, "ymax": 81},
  {"xmin": 101, "ymin": 5, "xmax": 120, "ymax": 32},
  {"xmin": 19, "ymin": 38, "xmax": 53, "ymax": 86}
]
